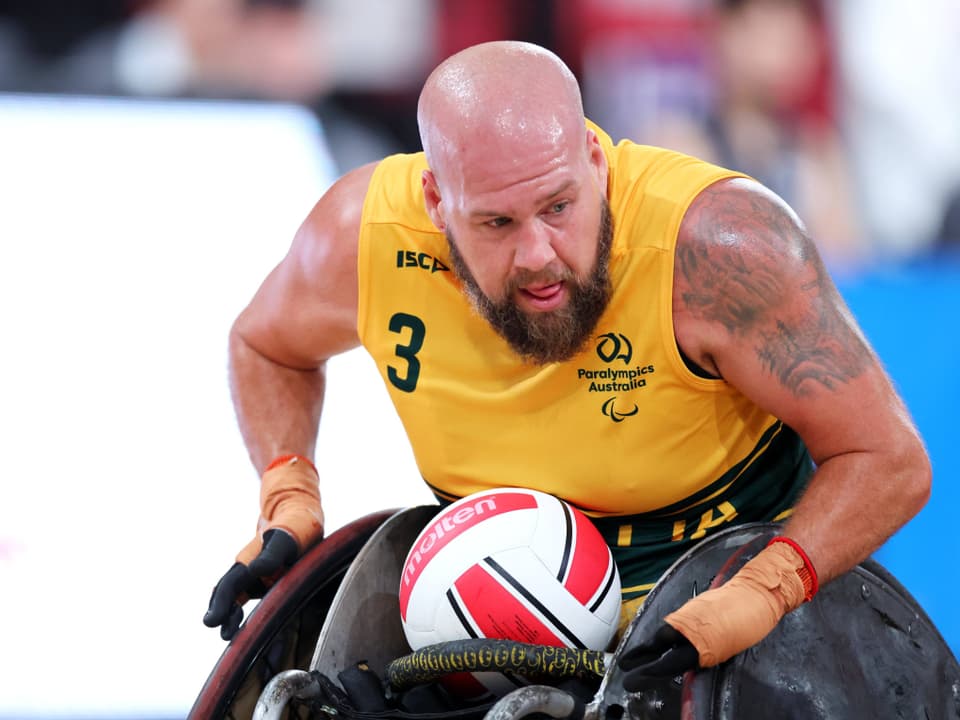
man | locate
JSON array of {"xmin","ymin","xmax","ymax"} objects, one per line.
[{"xmin": 203, "ymin": 41, "xmax": 930, "ymax": 676}]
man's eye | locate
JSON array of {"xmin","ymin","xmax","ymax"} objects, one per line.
[
  {"xmin": 550, "ymin": 201, "xmax": 569, "ymax": 214},
  {"xmin": 487, "ymin": 217, "xmax": 511, "ymax": 228}
]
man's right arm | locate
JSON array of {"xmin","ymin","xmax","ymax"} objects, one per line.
[
  {"xmin": 204, "ymin": 161, "xmax": 378, "ymax": 640},
  {"xmin": 229, "ymin": 161, "xmax": 378, "ymax": 474}
]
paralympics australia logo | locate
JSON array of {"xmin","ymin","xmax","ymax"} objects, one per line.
[
  {"xmin": 577, "ymin": 332, "xmax": 655, "ymax": 423},
  {"xmin": 596, "ymin": 332, "xmax": 633, "ymax": 364}
]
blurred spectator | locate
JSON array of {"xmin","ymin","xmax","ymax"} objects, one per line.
[
  {"xmin": 829, "ymin": 0, "xmax": 960, "ymax": 260},
  {"xmin": 555, "ymin": 0, "xmax": 714, "ymax": 153},
  {"xmin": 557, "ymin": 0, "xmax": 864, "ymax": 269},
  {"xmin": 690, "ymin": 0, "xmax": 863, "ymax": 267},
  {"xmin": 0, "ymin": 0, "xmax": 325, "ymax": 97},
  {"xmin": 328, "ymin": 0, "xmax": 560, "ymax": 169},
  {"xmin": 0, "ymin": 0, "xmax": 575, "ymax": 173},
  {"xmin": 0, "ymin": 0, "xmax": 435, "ymax": 171},
  {"xmin": 0, "ymin": 1, "xmax": 131, "ymax": 92}
]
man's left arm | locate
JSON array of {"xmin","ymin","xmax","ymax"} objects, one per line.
[{"xmin": 622, "ymin": 177, "xmax": 931, "ymax": 677}]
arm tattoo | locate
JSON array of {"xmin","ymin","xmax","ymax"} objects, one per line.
[{"xmin": 677, "ymin": 183, "xmax": 872, "ymax": 397}]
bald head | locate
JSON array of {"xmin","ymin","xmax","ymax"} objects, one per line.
[{"xmin": 417, "ymin": 41, "xmax": 586, "ymax": 187}]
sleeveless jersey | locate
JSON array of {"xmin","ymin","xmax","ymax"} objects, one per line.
[{"xmin": 356, "ymin": 124, "xmax": 813, "ymax": 598}]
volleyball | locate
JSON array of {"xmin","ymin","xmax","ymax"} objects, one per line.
[{"xmin": 398, "ymin": 488, "xmax": 621, "ymax": 665}]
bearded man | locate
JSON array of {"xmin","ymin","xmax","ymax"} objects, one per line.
[{"xmin": 203, "ymin": 41, "xmax": 930, "ymax": 678}]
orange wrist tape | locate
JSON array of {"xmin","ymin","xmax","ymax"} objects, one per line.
[
  {"xmin": 265, "ymin": 453, "xmax": 318, "ymax": 475},
  {"xmin": 768, "ymin": 535, "xmax": 819, "ymax": 602},
  {"xmin": 664, "ymin": 541, "xmax": 809, "ymax": 667},
  {"xmin": 236, "ymin": 456, "xmax": 324, "ymax": 566}
]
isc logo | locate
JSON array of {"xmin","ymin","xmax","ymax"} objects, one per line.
[{"xmin": 396, "ymin": 250, "xmax": 450, "ymax": 273}]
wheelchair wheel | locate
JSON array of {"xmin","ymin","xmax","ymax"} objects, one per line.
[{"xmin": 189, "ymin": 509, "xmax": 397, "ymax": 720}]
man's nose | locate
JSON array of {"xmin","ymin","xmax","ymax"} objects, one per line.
[{"xmin": 513, "ymin": 222, "xmax": 558, "ymax": 272}]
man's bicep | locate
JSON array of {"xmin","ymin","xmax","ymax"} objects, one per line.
[
  {"xmin": 713, "ymin": 237, "xmax": 876, "ymax": 434},
  {"xmin": 718, "ymin": 327, "xmax": 895, "ymax": 465},
  {"xmin": 234, "ymin": 163, "xmax": 377, "ymax": 368}
]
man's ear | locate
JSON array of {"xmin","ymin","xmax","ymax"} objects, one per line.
[
  {"xmin": 422, "ymin": 170, "xmax": 446, "ymax": 231},
  {"xmin": 586, "ymin": 129, "xmax": 609, "ymax": 192}
]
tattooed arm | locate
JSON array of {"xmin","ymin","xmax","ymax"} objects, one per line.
[
  {"xmin": 672, "ymin": 177, "xmax": 930, "ymax": 585},
  {"xmin": 615, "ymin": 177, "xmax": 934, "ymax": 675}
]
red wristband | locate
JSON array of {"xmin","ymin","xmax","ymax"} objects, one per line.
[
  {"xmin": 265, "ymin": 453, "xmax": 318, "ymax": 476},
  {"xmin": 768, "ymin": 536, "xmax": 819, "ymax": 602}
]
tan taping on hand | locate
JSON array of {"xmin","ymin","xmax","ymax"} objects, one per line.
[
  {"xmin": 235, "ymin": 459, "xmax": 324, "ymax": 565},
  {"xmin": 664, "ymin": 542, "xmax": 808, "ymax": 667},
  {"xmin": 259, "ymin": 459, "xmax": 324, "ymax": 548}
]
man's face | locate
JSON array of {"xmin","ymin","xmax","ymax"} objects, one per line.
[
  {"xmin": 422, "ymin": 127, "xmax": 612, "ymax": 364},
  {"xmin": 447, "ymin": 198, "xmax": 613, "ymax": 364}
]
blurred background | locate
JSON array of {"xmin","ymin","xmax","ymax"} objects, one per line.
[{"xmin": 0, "ymin": 0, "xmax": 957, "ymax": 717}]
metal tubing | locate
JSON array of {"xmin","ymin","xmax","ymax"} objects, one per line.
[
  {"xmin": 253, "ymin": 669, "xmax": 322, "ymax": 720},
  {"xmin": 483, "ymin": 685, "xmax": 581, "ymax": 720}
]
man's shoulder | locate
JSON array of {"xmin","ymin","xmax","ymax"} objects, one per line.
[
  {"xmin": 677, "ymin": 178, "xmax": 810, "ymax": 260},
  {"xmin": 673, "ymin": 177, "xmax": 820, "ymax": 345},
  {"xmin": 361, "ymin": 153, "xmax": 435, "ymax": 233}
]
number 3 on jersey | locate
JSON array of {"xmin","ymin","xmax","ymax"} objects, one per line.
[{"xmin": 387, "ymin": 312, "xmax": 425, "ymax": 393}]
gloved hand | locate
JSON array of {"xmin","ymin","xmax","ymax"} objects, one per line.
[
  {"xmin": 619, "ymin": 538, "xmax": 817, "ymax": 685},
  {"xmin": 203, "ymin": 455, "xmax": 324, "ymax": 640},
  {"xmin": 619, "ymin": 624, "xmax": 700, "ymax": 687}
]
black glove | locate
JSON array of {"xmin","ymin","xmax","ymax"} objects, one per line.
[
  {"xmin": 203, "ymin": 529, "xmax": 299, "ymax": 640},
  {"xmin": 618, "ymin": 623, "xmax": 701, "ymax": 689}
]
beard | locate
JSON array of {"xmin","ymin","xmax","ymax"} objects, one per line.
[{"xmin": 446, "ymin": 200, "xmax": 614, "ymax": 365}]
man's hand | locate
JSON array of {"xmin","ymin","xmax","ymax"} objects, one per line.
[
  {"xmin": 203, "ymin": 529, "xmax": 299, "ymax": 639},
  {"xmin": 203, "ymin": 455, "xmax": 324, "ymax": 640},
  {"xmin": 619, "ymin": 624, "xmax": 700, "ymax": 687},
  {"xmin": 618, "ymin": 539, "xmax": 816, "ymax": 685}
]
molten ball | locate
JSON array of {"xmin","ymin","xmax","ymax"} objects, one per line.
[{"xmin": 399, "ymin": 488, "xmax": 621, "ymax": 662}]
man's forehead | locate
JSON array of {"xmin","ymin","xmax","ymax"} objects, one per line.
[
  {"xmin": 448, "ymin": 126, "xmax": 580, "ymax": 185},
  {"xmin": 438, "ymin": 107, "xmax": 570, "ymax": 160}
]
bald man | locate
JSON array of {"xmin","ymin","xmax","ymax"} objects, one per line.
[{"xmin": 203, "ymin": 41, "xmax": 930, "ymax": 678}]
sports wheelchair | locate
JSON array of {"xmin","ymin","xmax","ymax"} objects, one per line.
[{"xmin": 189, "ymin": 506, "xmax": 960, "ymax": 720}]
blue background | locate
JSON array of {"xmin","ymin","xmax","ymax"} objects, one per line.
[{"xmin": 837, "ymin": 252, "xmax": 959, "ymax": 655}]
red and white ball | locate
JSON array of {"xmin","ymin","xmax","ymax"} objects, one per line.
[{"xmin": 399, "ymin": 488, "xmax": 621, "ymax": 663}]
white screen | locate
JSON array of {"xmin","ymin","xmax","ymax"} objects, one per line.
[{"xmin": 0, "ymin": 95, "xmax": 431, "ymax": 718}]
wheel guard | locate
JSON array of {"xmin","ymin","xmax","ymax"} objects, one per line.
[{"xmin": 596, "ymin": 522, "xmax": 960, "ymax": 719}]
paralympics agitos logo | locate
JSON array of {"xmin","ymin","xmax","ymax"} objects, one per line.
[{"xmin": 601, "ymin": 397, "xmax": 638, "ymax": 423}]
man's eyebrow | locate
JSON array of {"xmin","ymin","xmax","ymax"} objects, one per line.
[
  {"xmin": 539, "ymin": 179, "xmax": 575, "ymax": 203},
  {"xmin": 469, "ymin": 180, "xmax": 576, "ymax": 218}
]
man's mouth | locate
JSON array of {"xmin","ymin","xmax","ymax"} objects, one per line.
[{"xmin": 518, "ymin": 282, "xmax": 566, "ymax": 311}]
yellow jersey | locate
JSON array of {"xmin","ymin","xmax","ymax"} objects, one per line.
[{"xmin": 356, "ymin": 124, "xmax": 812, "ymax": 596}]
